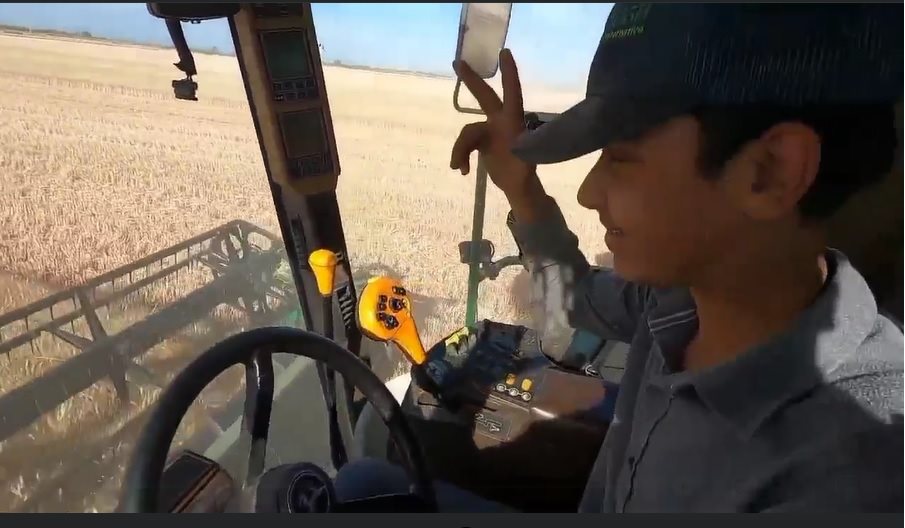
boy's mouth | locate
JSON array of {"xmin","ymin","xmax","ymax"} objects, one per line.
[
  {"xmin": 598, "ymin": 214, "xmax": 622, "ymax": 234},
  {"xmin": 604, "ymin": 223, "xmax": 624, "ymax": 251}
]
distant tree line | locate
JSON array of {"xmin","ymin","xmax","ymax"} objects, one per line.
[
  {"xmin": 0, "ymin": 23, "xmax": 234, "ymax": 56},
  {"xmin": 0, "ymin": 23, "xmax": 451, "ymax": 78}
]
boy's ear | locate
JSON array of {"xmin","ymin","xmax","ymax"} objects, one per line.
[{"xmin": 728, "ymin": 122, "xmax": 821, "ymax": 220}]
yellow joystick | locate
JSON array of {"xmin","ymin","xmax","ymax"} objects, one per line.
[
  {"xmin": 308, "ymin": 249, "xmax": 338, "ymax": 297},
  {"xmin": 306, "ymin": 248, "xmax": 348, "ymax": 469},
  {"xmin": 357, "ymin": 276, "xmax": 427, "ymax": 365}
]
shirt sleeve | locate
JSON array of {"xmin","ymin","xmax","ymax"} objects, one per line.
[{"xmin": 509, "ymin": 197, "xmax": 654, "ymax": 346}]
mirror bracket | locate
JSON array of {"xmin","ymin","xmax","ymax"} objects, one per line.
[
  {"xmin": 453, "ymin": 79, "xmax": 486, "ymax": 116},
  {"xmin": 453, "ymin": 80, "xmax": 556, "ymax": 131},
  {"xmin": 457, "ymin": 240, "xmax": 524, "ymax": 281},
  {"xmin": 146, "ymin": 3, "xmax": 234, "ymax": 101}
]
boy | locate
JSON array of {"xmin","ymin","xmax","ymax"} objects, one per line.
[{"xmin": 337, "ymin": 3, "xmax": 903, "ymax": 511}]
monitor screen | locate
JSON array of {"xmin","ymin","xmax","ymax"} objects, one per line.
[
  {"xmin": 261, "ymin": 30, "xmax": 311, "ymax": 81},
  {"xmin": 279, "ymin": 110, "xmax": 328, "ymax": 159}
]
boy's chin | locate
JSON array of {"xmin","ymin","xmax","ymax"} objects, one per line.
[{"xmin": 611, "ymin": 255, "xmax": 681, "ymax": 288}]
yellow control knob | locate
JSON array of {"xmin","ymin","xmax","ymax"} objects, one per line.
[
  {"xmin": 308, "ymin": 249, "xmax": 338, "ymax": 297},
  {"xmin": 521, "ymin": 378, "xmax": 533, "ymax": 392},
  {"xmin": 357, "ymin": 276, "xmax": 426, "ymax": 365}
]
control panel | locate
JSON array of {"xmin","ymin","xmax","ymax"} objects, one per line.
[
  {"xmin": 354, "ymin": 278, "xmax": 613, "ymax": 510},
  {"xmin": 413, "ymin": 321, "xmax": 552, "ymax": 414},
  {"xmin": 392, "ymin": 320, "xmax": 614, "ymax": 511},
  {"xmin": 232, "ymin": 3, "xmax": 340, "ymax": 195}
]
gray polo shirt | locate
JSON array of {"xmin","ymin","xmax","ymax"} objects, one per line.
[{"xmin": 512, "ymin": 198, "xmax": 904, "ymax": 512}]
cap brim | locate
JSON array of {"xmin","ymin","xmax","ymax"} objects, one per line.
[{"xmin": 512, "ymin": 96, "xmax": 687, "ymax": 165}]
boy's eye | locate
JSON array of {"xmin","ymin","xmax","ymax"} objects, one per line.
[{"xmin": 604, "ymin": 148, "xmax": 636, "ymax": 163}]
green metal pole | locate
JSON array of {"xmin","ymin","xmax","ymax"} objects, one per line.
[{"xmin": 464, "ymin": 155, "xmax": 488, "ymax": 327}]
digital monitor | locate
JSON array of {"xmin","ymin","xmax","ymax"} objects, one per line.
[
  {"xmin": 279, "ymin": 110, "xmax": 328, "ymax": 160},
  {"xmin": 260, "ymin": 30, "xmax": 312, "ymax": 81}
]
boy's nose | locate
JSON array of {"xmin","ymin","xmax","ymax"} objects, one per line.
[{"xmin": 577, "ymin": 161, "xmax": 607, "ymax": 211}]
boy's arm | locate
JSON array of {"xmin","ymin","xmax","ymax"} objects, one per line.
[{"xmin": 508, "ymin": 194, "xmax": 653, "ymax": 345}]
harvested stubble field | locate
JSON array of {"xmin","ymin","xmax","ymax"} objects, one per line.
[{"xmin": 0, "ymin": 33, "xmax": 609, "ymax": 511}]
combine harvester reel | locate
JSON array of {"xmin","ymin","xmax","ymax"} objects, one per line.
[{"xmin": 0, "ymin": 220, "xmax": 299, "ymax": 469}]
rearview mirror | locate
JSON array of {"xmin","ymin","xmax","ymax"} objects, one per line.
[{"xmin": 454, "ymin": 3, "xmax": 513, "ymax": 79}]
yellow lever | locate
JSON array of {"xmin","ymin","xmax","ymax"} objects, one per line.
[
  {"xmin": 308, "ymin": 249, "xmax": 338, "ymax": 297},
  {"xmin": 357, "ymin": 276, "xmax": 427, "ymax": 365}
]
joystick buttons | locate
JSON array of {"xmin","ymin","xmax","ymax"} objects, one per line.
[{"xmin": 357, "ymin": 276, "xmax": 426, "ymax": 365}]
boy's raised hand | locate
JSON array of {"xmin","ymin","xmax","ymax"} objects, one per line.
[{"xmin": 450, "ymin": 49, "xmax": 537, "ymax": 198}]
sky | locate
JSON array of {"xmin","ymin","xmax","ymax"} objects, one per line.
[{"xmin": 0, "ymin": 2, "xmax": 612, "ymax": 90}]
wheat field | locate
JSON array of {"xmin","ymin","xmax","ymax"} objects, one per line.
[{"xmin": 0, "ymin": 33, "xmax": 609, "ymax": 511}]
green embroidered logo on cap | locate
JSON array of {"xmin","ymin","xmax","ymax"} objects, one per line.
[{"xmin": 603, "ymin": 3, "xmax": 652, "ymax": 41}]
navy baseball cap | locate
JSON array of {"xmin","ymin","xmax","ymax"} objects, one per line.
[{"xmin": 513, "ymin": 3, "xmax": 904, "ymax": 165}]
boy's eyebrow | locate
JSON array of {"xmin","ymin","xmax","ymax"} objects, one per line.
[{"xmin": 606, "ymin": 142, "xmax": 643, "ymax": 159}]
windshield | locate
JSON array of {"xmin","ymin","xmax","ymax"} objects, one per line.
[
  {"xmin": 0, "ymin": 2, "xmax": 613, "ymax": 512},
  {"xmin": 0, "ymin": 4, "xmax": 312, "ymax": 511}
]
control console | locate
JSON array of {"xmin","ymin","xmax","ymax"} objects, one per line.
[
  {"xmin": 356, "ymin": 277, "xmax": 614, "ymax": 512},
  {"xmin": 397, "ymin": 321, "xmax": 614, "ymax": 512},
  {"xmin": 412, "ymin": 320, "xmax": 548, "ymax": 410}
]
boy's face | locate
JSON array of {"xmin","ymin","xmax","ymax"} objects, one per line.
[{"xmin": 577, "ymin": 116, "xmax": 751, "ymax": 287}]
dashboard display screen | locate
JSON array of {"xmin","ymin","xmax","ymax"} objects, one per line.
[
  {"xmin": 261, "ymin": 30, "xmax": 311, "ymax": 81},
  {"xmin": 279, "ymin": 110, "xmax": 328, "ymax": 159}
]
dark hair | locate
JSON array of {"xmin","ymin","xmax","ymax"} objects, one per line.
[{"xmin": 692, "ymin": 104, "xmax": 898, "ymax": 220}]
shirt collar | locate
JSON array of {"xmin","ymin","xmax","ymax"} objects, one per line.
[{"xmin": 645, "ymin": 249, "xmax": 879, "ymax": 437}]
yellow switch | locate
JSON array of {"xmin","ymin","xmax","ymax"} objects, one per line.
[
  {"xmin": 444, "ymin": 327, "xmax": 470, "ymax": 347},
  {"xmin": 308, "ymin": 249, "xmax": 338, "ymax": 297},
  {"xmin": 505, "ymin": 373, "xmax": 516, "ymax": 385},
  {"xmin": 521, "ymin": 378, "xmax": 533, "ymax": 392}
]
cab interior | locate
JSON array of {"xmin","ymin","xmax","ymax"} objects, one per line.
[{"xmin": 0, "ymin": 2, "xmax": 900, "ymax": 514}]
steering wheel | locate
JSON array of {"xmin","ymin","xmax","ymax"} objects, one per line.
[{"xmin": 118, "ymin": 326, "xmax": 436, "ymax": 512}]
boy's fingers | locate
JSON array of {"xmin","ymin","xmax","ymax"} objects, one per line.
[
  {"xmin": 451, "ymin": 122, "xmax": 487, "ymax": 175},
  {"xmin": 499, "ymin": 49, "xmax": 525, "ymax": 119}
]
